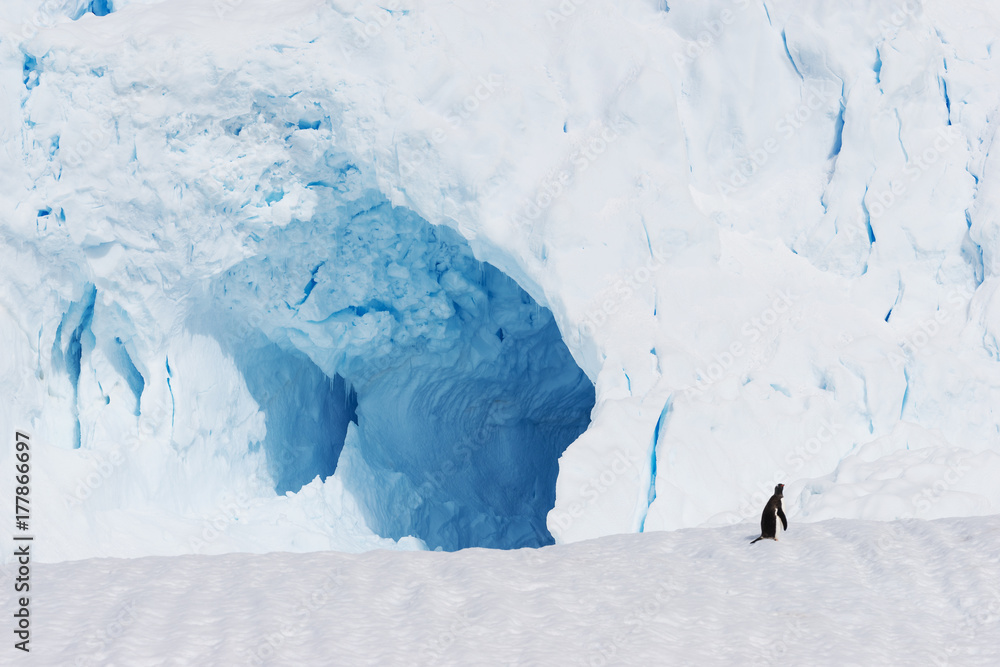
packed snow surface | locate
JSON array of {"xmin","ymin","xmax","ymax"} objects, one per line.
[
  {"xmin": 2, "ymin": 0, "xmax": 1000, "ymax": 560},
  {"xmin": 4, "ymin": 515, "xmax": 999, "ymax": 665}
]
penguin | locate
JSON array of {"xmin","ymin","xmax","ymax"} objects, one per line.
[{"xmin": 750, "ymin": 483, "xmax": 787, "ymax": 544}]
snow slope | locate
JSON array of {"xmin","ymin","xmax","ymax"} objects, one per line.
[
  {"xmin": 5, "ymin": 515, "xmax": 999, "ymax": 665},
  {"xmin": 2, "ymin": 0, "xmax": 1000, "ymax": 560}
]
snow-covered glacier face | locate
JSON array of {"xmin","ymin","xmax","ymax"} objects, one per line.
[{"xmin": 3, "ymin": 0, "xmax": 1000, "ymax": 561}]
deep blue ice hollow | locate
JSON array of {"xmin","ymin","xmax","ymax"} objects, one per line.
[{"xmin": 209, "ymin": 186, "xmax": 595, "ymax": 551}]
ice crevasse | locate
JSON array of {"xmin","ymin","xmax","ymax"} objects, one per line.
[{"xmin": 2, "ymin": 0, "xmax": 1000, "ymax": 561}]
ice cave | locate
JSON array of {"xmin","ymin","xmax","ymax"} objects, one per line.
[{"xmin": 204, "ymin": 165, "xmax": 596, "ymax": 551}]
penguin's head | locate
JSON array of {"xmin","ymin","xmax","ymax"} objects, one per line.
[{"xmin": 774, "ymin": 483, "xmax": 784, "ymax": 497}]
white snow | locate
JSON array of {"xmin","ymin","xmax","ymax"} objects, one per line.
[{"xmin": 3, "ymin": 515, "xmax": 999, "ymax": 665}]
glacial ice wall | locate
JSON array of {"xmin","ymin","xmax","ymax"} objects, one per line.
[{"xmin": 2, "ymin": 0, "xmax": 1000, "ymax": 561}]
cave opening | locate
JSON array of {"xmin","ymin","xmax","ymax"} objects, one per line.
[{"xmin": 213, "ymin": 164, "xmax": 594, "ymax": 551}]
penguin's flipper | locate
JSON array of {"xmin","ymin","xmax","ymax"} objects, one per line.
[{"xmin": 777, "ymin": 507, "xmax": 788, "ymax": 531}]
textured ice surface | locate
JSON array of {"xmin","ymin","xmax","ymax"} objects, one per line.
[
  {"xmin": 2, "ymin": 0, "xmax": 1000, "ymax": 561},
  {"xmin": 207, "ymin": 185, "xmax": 595, "ymax": 550}
]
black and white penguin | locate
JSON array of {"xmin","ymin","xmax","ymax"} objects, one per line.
[{"xmin": 750, "ymin": 483, "xmax": 787, "ymax": 544}]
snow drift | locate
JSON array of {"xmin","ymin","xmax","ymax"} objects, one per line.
[{"xmin": 7, "ymin": 515, "xmax": 1000, "ymax": 665}]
